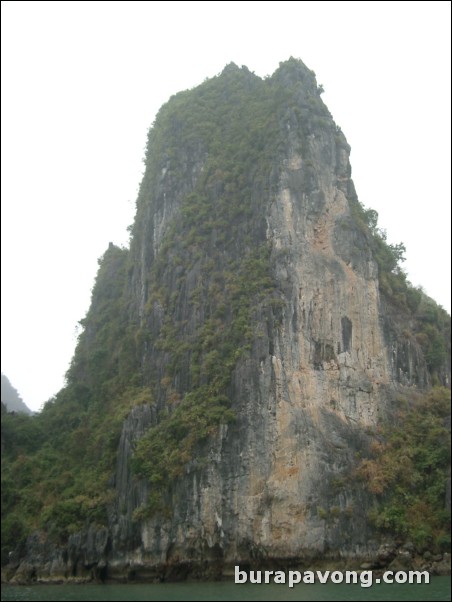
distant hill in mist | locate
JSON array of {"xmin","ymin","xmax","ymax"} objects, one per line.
[{"xmin": 1, "ymin": 374, "xmax": 32, "ymax": 414}]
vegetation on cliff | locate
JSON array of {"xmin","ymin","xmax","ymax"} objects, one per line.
[
  {"xmin": 358, "ymin": 386, "xmax": 451, "ymax": 551},
  {"xmin": 350, "ymin": 199, "xmax": 450, "ymax": 378}
]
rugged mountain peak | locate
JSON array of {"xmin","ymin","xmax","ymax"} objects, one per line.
[{"xmin": 2, "ymin": 59, "xmax": 450, "ymax": 582}]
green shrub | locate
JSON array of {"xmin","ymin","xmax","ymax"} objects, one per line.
[{"xmin": 357, "ymin": 387, "xmax": 451, "ymax": 552}]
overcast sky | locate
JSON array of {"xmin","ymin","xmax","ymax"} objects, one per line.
[{"xmin": 2, "ymin": 1, "xmax": 450, "ymax": 411}]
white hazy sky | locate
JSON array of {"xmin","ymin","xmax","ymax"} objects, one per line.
[{"xmin": 1, "ymin": 1, "xmax": 450, "ymax": 411}]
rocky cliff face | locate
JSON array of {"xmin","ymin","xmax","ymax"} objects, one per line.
[
  {"xmin": 119, "ymin": 62, "xmax": 422, "ymax": 572},
  {"xmin": 4, "ymin": 59, "xmax": 450, "ymax": 583}
]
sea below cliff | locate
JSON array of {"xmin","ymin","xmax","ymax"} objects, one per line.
[{"xmin": 1, "ymin": 579, "xmax": 451, "ymax": 602}]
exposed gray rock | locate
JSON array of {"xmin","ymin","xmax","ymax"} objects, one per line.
[{"xmin": 432, "ymin": 553, "xmax": 450, "ymax": 576}]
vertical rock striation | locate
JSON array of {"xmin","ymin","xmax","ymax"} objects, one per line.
[{"xmin": 110, "ymin": 60, "xmax": 435, "ymax": 572}]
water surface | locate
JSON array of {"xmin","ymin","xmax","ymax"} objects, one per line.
[{"xmin": 1, "ymin": 578, "xmax": 450, "ymax": 601}]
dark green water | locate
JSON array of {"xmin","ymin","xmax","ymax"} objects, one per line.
[{"xmin": 1, "ymin": 579, "xmax": 450, "ymax": 602}]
